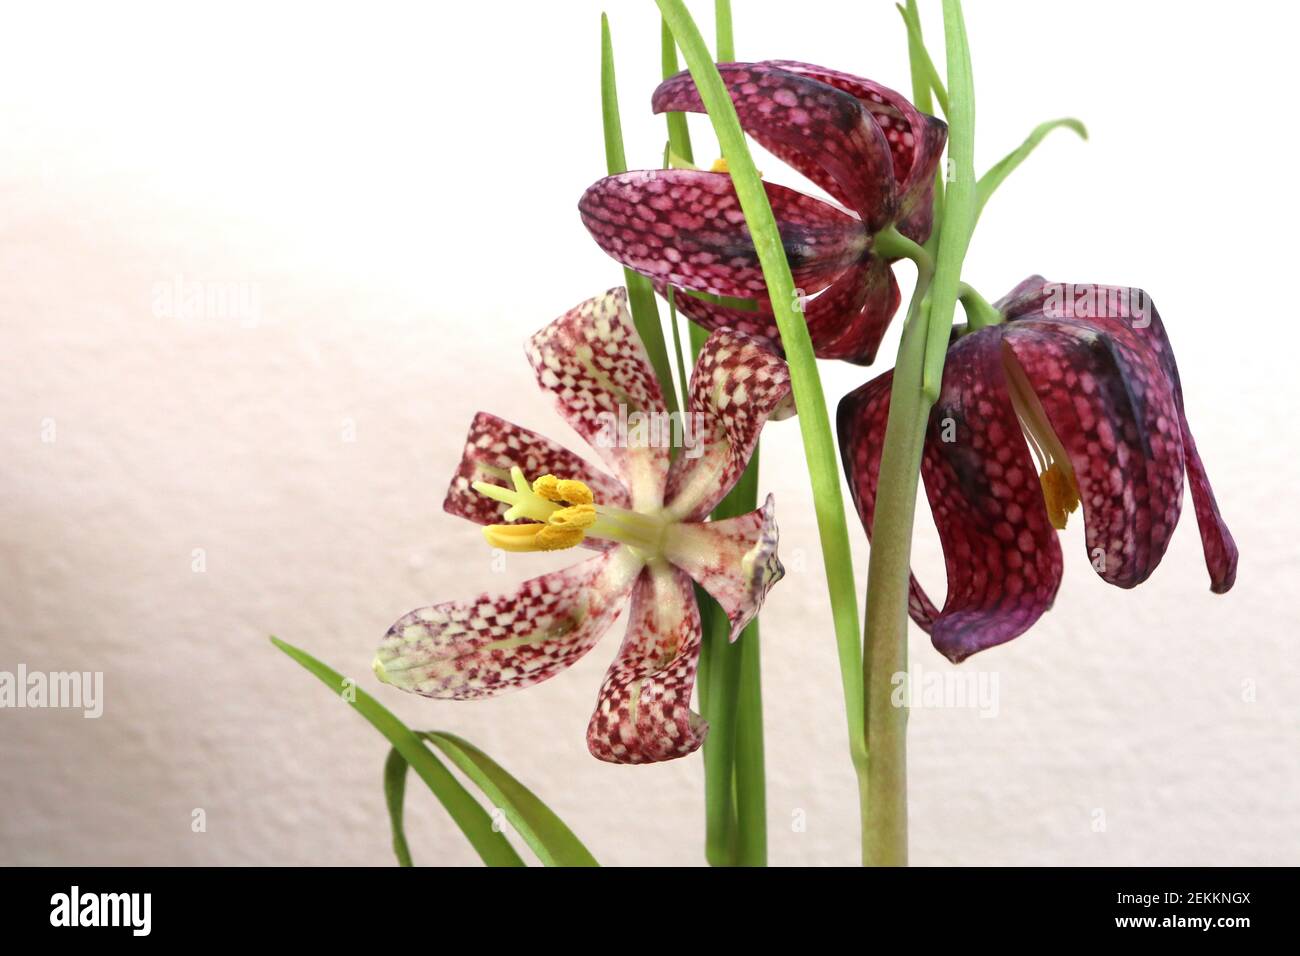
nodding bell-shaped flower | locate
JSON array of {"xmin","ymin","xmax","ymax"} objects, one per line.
[
  {"xmin": 838, "ymin": 277, "xmax": 1238, "ymax": 663},
  {"xmin": 580, "ymin": 60, "xmax": 946, "ymax": 365},
  {"xmin": 373, "ymin": 288, "xmax": 793, "ymax": 764}
]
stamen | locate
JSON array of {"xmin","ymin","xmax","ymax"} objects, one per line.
[
  {"xmin": 1039, "ymin": 462, "xmax": 1080, "ymax": 531},
  {"xmin": 473, "ymin": 468, "xmax": 668, "ymax": 556},
  {"xmin": 1001, "ymin": 343, "xmax": 1081, "ymax": 531}
]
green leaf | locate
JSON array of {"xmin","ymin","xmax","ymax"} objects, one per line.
[
  {"xmin": 921, "ymin": 0, "xmax": 978, "ymax": 400},
  {"xmin": 660, "ymin": 18, "xmax": 695, "ymax": 166},
  {"xmin": 269, "ymin": 636, "xmax": 524, "ymax": 867},
  {"xmin": 657, "ymin": 0, "xmax": 864, "ymax": 778},
  {"xmin": 975, "ymin": 118, "xmax": 1087, "ymax": 222},
  {"xmin": 897, "ymin": 1, "xmax": 948, "ymax": 116},
  {"xmin": 715, "ymin": 0, "xmax": 735, "ymax": 61},
  {"xmin": 420, "ymin": 732, "xmax": 599, "ymax": 867},
  {"xmin": 601, "ymin": 13, "xmax": 679, "ymax": 415},
  {"xmin": 383, "ymin": 747, "xmax": 414, "ymax": 867}
]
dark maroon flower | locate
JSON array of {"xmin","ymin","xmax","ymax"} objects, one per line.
[
  {"xmin": 579, "ymin": 60, "xmax": 946, "ymax": 365},
  {"xmin": 838, "ymin": 277, "xmax": 1238, "ymax": 662}
]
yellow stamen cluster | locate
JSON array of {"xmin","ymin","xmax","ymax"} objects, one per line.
[
  {"xmin": 482, "ymin": 474, "xmax": 597, "ymax": 553},
  {"xmin": 1039, "ymin": 462, "xmax": 1080, "ymax": 531}
]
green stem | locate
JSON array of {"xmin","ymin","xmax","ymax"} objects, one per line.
[
  {"xmin": 897, "ymin": 1, "xmax": 949, "ymax": 116},
  {"xmin": 958, "ymin": 282, "xmax": 1003, "ymax": 330},
  {"xmin": 666, "ymin": 289, "xmax": 692, "ymax": 408},
  {"xmin": 601, "ymin": 13, "xmax": 679, "ymax": 415},
  {"xmin": 715, "ymin": 0, "xmax": 735, "ymax": 61},
  {"xmin": 701, "ymin": 451, "xmax": 762, "ymax": 865},
  {"xmin": 860, "ymin": 0, "xmax": 977, "ymax": 867},
  {"xmin": 658, "ymin": 0, "xmax": 866, "ymax": 841},
  {"xmin": 660, "ymin": 18, "xmax": 695, "ymax": 165},
  {"xmin": 733, "ymin": 622, "xmax": 766, "ymax": 866}
]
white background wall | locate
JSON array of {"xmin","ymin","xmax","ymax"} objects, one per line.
[{"xmin": 2, "ymin": 0, "xmax": 1296, "ymax": 866}]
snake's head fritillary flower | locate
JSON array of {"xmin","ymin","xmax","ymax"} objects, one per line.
[
  {"xmin": 373, "ymin": 288, "xmax": 792, "ymax": 763},
  {"xmin": 579, "ymin": 60, "xmax": 946, "ymax": 366},
  {"xmin": 838, "ymin": 277, "xmax": 1237, "ymax": 662}
]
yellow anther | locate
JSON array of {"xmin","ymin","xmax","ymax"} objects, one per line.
[
  {"xmin": 482, "ymin": 523, "xmax": 549, "ymax": 553},
  {"xmin": 547, "ymin": 504, "xmax": 597, "ymax": 530},
  {"xmin": 531, "ymin": 474, "xmax": 594, "ymax": 505},
  {"xmin": 534, "ymin": 525, "xmax": 586, "ymax": 551},
  {"xmin": 1039, "ymin": 462, "xmax": 1080, "ymax": 531},
  {"xmin": 709, "ymin": 157, "xmax": 760, "ymax": 177}
]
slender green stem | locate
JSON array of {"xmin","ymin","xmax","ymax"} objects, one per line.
[
  {"xmin": 601, "ymin": 13, "xmax": 679, "ymax": 415},
  {"xmin": 903, "ymin": 0, "xmax": 945, "ymax": 245},
  {"xmin": 660, "ymin": 18, "xmax": 695, "ymax": 165},
  {"xmin": 666, "ymin": 289, "xmax": 692, "ymax": 408},
  {"xmin": 702, "ymin": 450, "xmax": 763, "ymax": 865},
  {"xmin": 897, "ymin": 1, "xmax": 949, "ymax": 116},
  {"xmin": 958, "ymin": 282, "xmax": 1003, "ymax": 330},
  {"xmin": 658, "ymin": 0, "xmax": 866, "ymax": 831},
  {"xmin": 921, "ymin": 0, "xmax": 977, "ymax": 402},
  {"xmin": 975, "ymin": 118, "xmax": 1087, "ymax": 224},
  {"xmin": 702, "ymin": 604, "xmax": 742, "ymax": 865},
  {"xmin": 715, "ymin": 0, "xmax": 735, "ymax": 61},
  {"xmin": 874, "ymin": 225, "xmax": 934, "ymax": 273},
  {"xmin": 860, "ymin": 0, "xmax": 977, "ymax": 867},
  {"xmin": 733, "ymin": 622, "xmax": 766, "ymax": 866}
]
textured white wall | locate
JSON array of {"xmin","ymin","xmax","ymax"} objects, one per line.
[{"xmin": 2, "ymin": 0, "xmax": 1296, "ymax": 865}]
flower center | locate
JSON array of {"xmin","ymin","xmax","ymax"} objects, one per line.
[
  {"xmin": 1001, "ymin": 343, "xmax": 1080, "ymax": 531},
  {"xmin": 473, "ymin": 467, "xmax": 668, "ymax": 555}
]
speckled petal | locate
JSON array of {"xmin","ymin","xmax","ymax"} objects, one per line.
[
  {"xmin": 1004, "ymin": 319, "xmax": 1184, "ymax": 588},
  {"xmin": 653, "ymin": 62, "xmax": 897, "ymax": 226},
  {"xmin": 663, "ymin": 494, "xmax": 783, "ymax": 641},
  {"xmin": 838, "ymin": 369, "xmax": 940, "ymax": 629},
  {"xmin": 665, "ymin": 328, "xmax": 794, "ymax": 521},
  {"xmin": 765, "ymin": 60, "xmax": 946, "ymax": 237},
  {"xmin": 838, "ymin": 329, "xmax": 1065, "ymax": 662},
  {"xmin": 526, "ymin": 288, "xmax": 670, "ymax": 510},
  {"xmin": 580, "ymin": 170, "xmax": 866, "ymax": 302},
  {"xmin": 587, "ymin": 562, "xmax": 705, "ymax": 764},
  {"xmin": 1005, "ymin": 279, "xmax": 1237, "ymax": 592},
  {"xmin": 375, "ymin": 547, "xmax": 643, "ymax": 700},
  {"xmin": 444, "ymin": 412, "xmax": 631, "ymax": 549},
  {"xmin": 664, "ymin": 255, "xmax": 901, "ymax": 366}
]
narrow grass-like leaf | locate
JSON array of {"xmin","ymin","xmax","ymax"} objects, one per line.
[
  {"xmin": 601, "ymin": 13, "xmax": 679, "ymax": 414},
  {"xmin": 975, "ymin": 118, "xmax": 1087, "ymax": 222},
  {"xmin": 715, "ymin": 0, "xmax": 735, "ymax": 61},
  {"xmin": 921, "ymin": 0, "xmax": 977, "ymax": 400},
  {"xmin": 897, "ymin": 2, "xmax": 948, "ymax": 116},
  {"xmin": 421, "ymin": 731, "xmax": 600, "ymax": 867},
  {"xmin": 661, "ymin": 18, "xmax": 695, "ymax": 166},
  {"xmin": 656, "ymin": 0, "xmax": 864, "ymax": 776},
  {"xmin": 384, "ymin": 746, "xmax": 414, "ymax": 867},
  {"xmin": 269, "ymin": 636, "xmax": 524, "ymax": 867}
]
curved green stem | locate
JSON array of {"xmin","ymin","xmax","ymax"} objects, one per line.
[
  {"xmin": 958, "ymin": 282, "xmax": 1003, "ymax": 330},
  {"xmin": 874, "ymin": 225, "xmax": 935, "ymax": 275}
]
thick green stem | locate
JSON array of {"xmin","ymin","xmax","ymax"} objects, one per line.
[{"xmin": 861, "ymin": 0, "xmax": 977, "ymax": 867}]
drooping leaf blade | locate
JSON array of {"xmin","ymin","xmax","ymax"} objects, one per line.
[
  {"xmin": 269, "ymin": 636, "xmax": 524, "ymax": 867},
  {"xmin": 383, "ymin": 746, "xmax": 414, "ymax": 867},
  {"xmin": 421, "ymin": 731, "xmax": 599, "ymax": 867},
  {"xmin": 976, "ymin": 118, "xmax": 1087, "ymax": 221}
]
